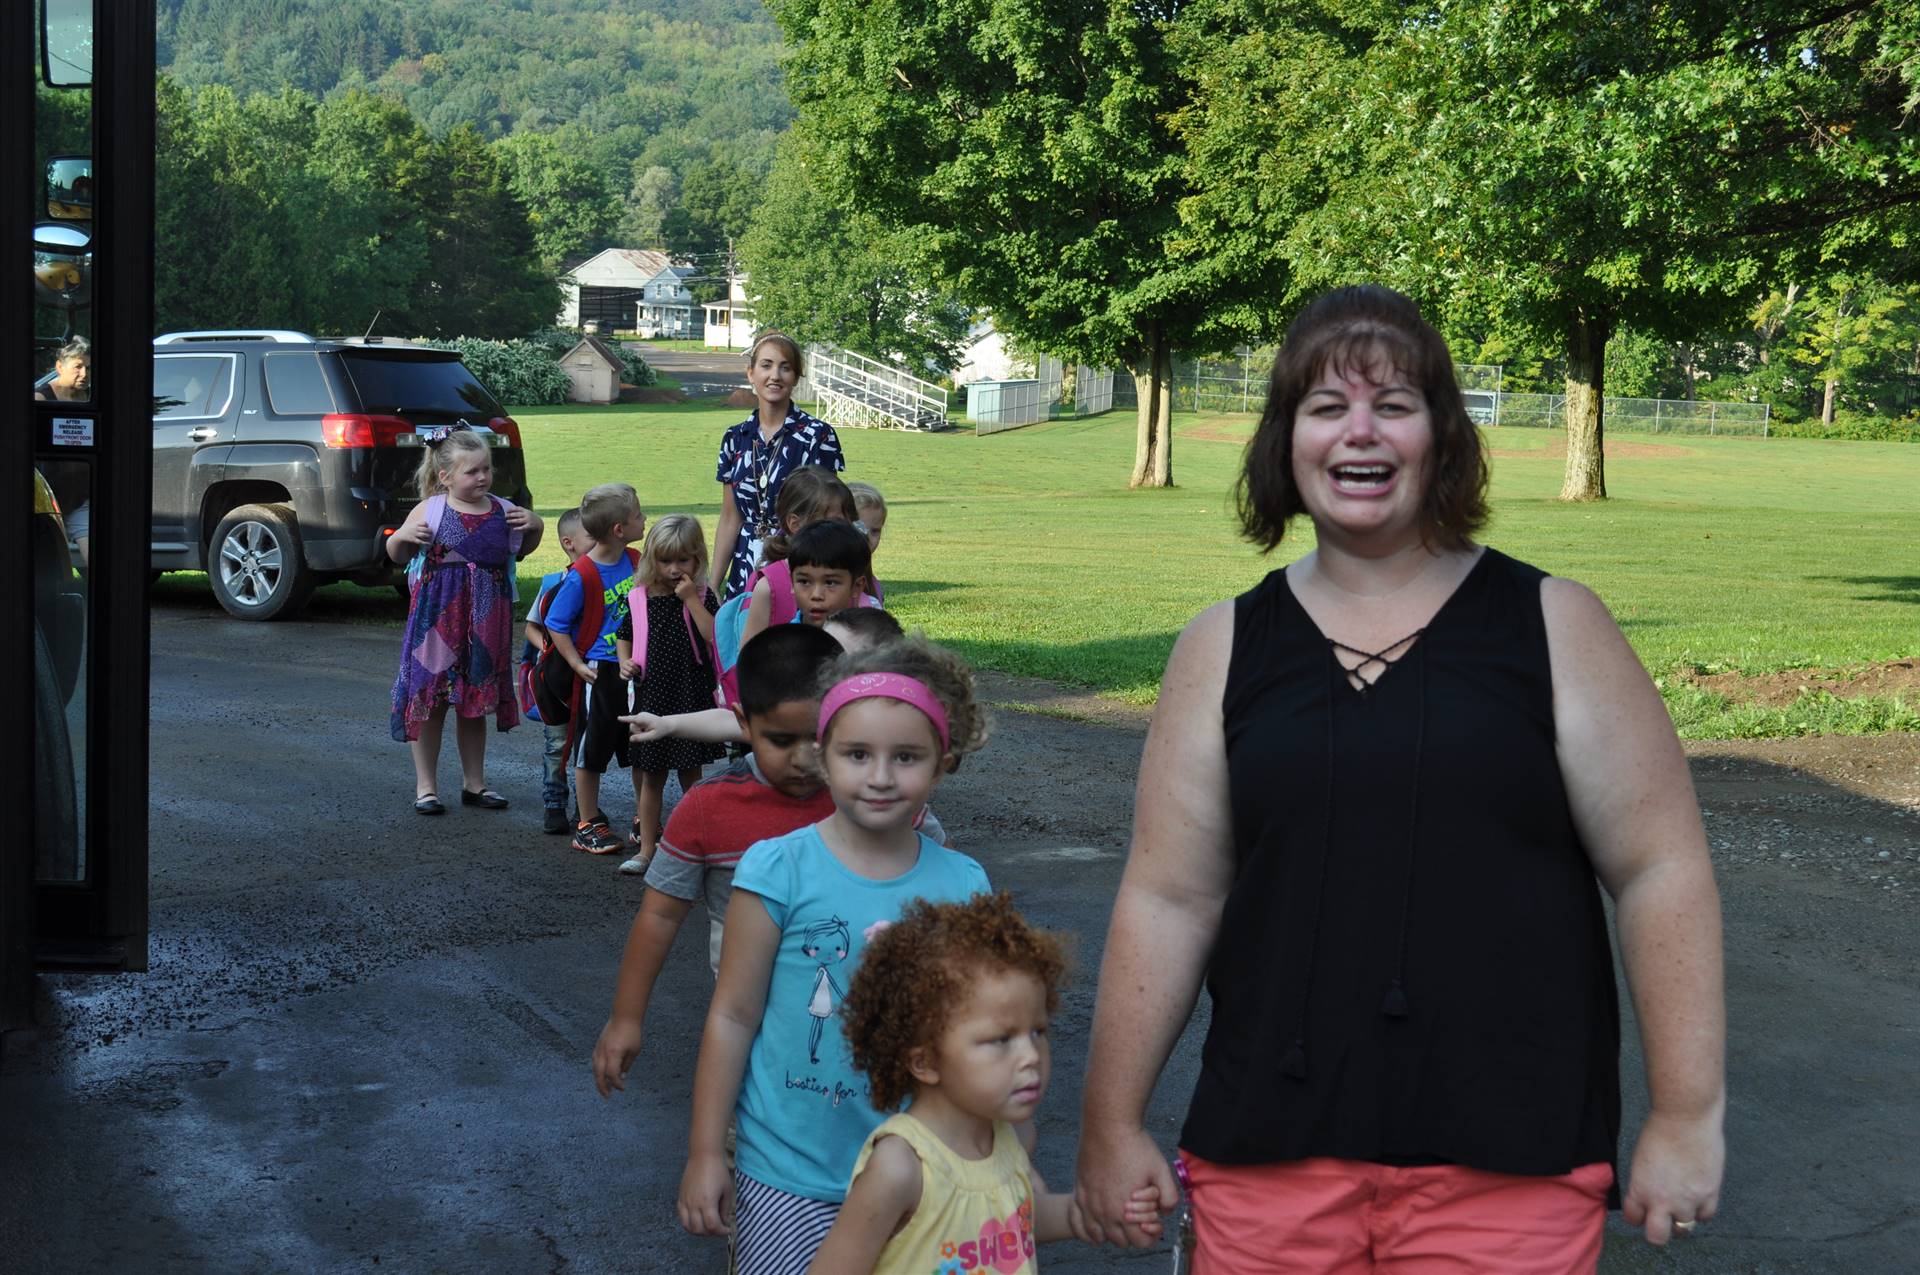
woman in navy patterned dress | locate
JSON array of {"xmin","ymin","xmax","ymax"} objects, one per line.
[{"xmin": 710, "ymin": 333, "xmax": 845, "ymax": 600}]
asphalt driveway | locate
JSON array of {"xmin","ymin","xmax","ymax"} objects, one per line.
[{"xmin": 1, "ymin": 601, "xmax": 1915, "ymax": 1272}]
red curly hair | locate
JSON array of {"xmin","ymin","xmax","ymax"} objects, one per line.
[{"xmin": 842, "ymin": 892, "xmax": 1068, "ymax": 1111}]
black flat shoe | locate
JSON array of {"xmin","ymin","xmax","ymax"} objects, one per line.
[
  {"xmin": 461, "ymin": 787, "xmax": 509, "ymax": 809},
  {"xmin": 415, "ymin": 794, "xmax": 446, "ymax": 816}
]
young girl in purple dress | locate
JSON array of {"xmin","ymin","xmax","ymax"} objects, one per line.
[{"xmin": 388, "ymin": 427, "xmax": 543, "ymax": 815}]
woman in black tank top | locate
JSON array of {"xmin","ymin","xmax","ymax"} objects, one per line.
[{"xmin": 1072, "ymin": 288, "xmax": 1725, "ymax": 1271}]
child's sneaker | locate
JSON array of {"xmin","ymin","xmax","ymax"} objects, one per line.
[
  {"xmin": 618, "ymin": 847, "xmax": 654, "ymax": 876},
  {"xmin": 571, "ymin": 818, "xmax": 623, "ymax": 855},
  {"xmin": 542, "ymin": 807, "xmax": 568, "ymax": 835}
]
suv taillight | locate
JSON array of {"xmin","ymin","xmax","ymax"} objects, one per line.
[
  {"xmin": 489, "ymin": 415, "xmax": 523, "ymax": 449},
  {"xmin": 321, "ymin": 413, "xmax": 415, "ymax": 448}
]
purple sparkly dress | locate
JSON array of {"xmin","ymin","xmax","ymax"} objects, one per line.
[{"xmin": 390, "ymin": 501, "xmax": 519, "ymax": 742}]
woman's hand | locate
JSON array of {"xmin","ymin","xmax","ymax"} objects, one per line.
[
  {"xmin": 1623, "ymin": 1106, "xmax": 1724, "ymax": 1245},
  {"xmin": 1072, "ymin": 1122, "xmax": 1178, "ymax": 1247},
  {"xmin": 677, "ymin": 1149, "xmax": 735, "ymax": 1236}
]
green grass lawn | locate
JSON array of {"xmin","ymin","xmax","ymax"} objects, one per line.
[{"xmin": 164, "ymin": 401, "xmax": 1915, "ymax": 737}]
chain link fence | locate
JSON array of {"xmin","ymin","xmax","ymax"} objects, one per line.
[{"xmin": 1490, "ymin": 394, "xmax": 1770, "ymax": 435}]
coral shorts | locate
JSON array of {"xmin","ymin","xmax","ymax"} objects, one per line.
[{"xmin": 1179, "ymin": 1152, "xmax": 1612, "ymax": 1275}]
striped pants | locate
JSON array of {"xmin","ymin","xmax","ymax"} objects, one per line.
[{"xmin": 734, "ymin": 1172, "xmax": 840, "ymax": 1275}]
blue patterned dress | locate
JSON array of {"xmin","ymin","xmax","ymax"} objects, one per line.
[
  {"xmin": 389, "ymin": 502, "xmax": 519, "ymax": 742},
  {"xmin": 714, "ymin": 406, "xmax": 844, "ymax": 599}
]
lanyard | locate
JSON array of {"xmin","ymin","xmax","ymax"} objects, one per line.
[{"xmin": 749, "ymin": 416, "xmax": 788, "ymax": 536}]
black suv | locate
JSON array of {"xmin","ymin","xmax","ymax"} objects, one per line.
[{"xmin": 151, "ymin": 331, "xmax": 534, "ymax": 619}]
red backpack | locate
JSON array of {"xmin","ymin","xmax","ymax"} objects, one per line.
[{"xmin": 527, "ymin": 549, "xmax": 640, "ymax": 753}]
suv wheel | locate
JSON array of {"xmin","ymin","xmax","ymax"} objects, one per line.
[{"xmin": 208, "ymin": 503, "xmax": 315, "ymax": 621}]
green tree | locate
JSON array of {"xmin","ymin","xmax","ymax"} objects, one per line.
[
  {"xmin": 405, "ymin": 125, "xmax": 560, "ymax": 337},
  {"xmin": 621, "ymin": 162, "xmax": 679, "ymax": 247},
  {"xmin": 739, "ymin": 139, "xmax": 971, "ymax": 372},
  {"xmin": 494, "ymin": 127, "xmax": 622, "ymax": 266},
  {"xmin": 767, "ymin": 0, "xmax": 1289, "ymax": 487},
  {"xmin": 665, "ymin": 159, "xmax": 761, "ymax": 259},
  {"xmin": 1177, "ymin": 0, "xmax": 1920, "ymax": 498},
  {"xmin": 1792, "ymin": 278, "xmax": 1920, "ymax": 426}
]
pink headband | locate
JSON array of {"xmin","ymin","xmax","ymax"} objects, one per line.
[{"xmin": 817, "ymin": 673, "xmax": 951, "ymax": 751}]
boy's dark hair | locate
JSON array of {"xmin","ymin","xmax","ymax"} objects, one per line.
[
  {"xmin": 843, "ymin": 892, "xmax": 1069, "ymax": 1110},
  {"xmin": 824, "ymin": 607, "xmax": 903, "ymax": 644},
  {"xmin": 786, "ymin": 519, "xmax": 872, "ymax": 581},
  {"xmin": 736, "ymin": 624, "xmax": 844, "ymax": 718}
]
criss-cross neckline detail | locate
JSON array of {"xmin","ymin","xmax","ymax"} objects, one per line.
[
  {"xmin": 1326, "ymin": 630, "xmax": 1424, "ymax": 695},
  {"xmin": 1282, "ymin": 548, "xmax": 1490, "ymax": 696}
]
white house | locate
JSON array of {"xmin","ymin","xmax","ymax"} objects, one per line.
[
  {"xmin": 558, "ymin": 248, "xmax": 673, "ymax": 332},
  {"xmin": 950, "ymin": 318, "xmax": 1021, "ymax": 384},
  {"xmin": 558, "ymin": 335, "xmax": 626, "ymax": 404},
  {"xmin": 635, "ymin": 265, "xmax": 698, "ymax": 339},
  {"xmin": 704, "ymin": 274, "xmax": 757, "ymax": 350}
]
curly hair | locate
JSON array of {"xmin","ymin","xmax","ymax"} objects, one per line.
[
  {"xmin": 842, "ymin": 892, "xmax": 1068, "ymax": 1111},
  {"xmin": 814, "ymin": 634, "xmax": 988, "ymax": 761}
]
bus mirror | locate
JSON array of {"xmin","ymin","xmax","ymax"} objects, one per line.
[
  {"xmin": 42, "ymin": 0, "xmax": 93, "ymax": 88},
  {"xmin": 46, "ymin": 157, "xmax": 92, "ymax": 221},
  {"xmin": 34, "ymin": 222, "xmax": 93, "ymax": 312}
]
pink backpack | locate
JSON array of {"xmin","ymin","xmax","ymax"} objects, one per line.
[{"xmin": 631, "ymin": 582, "xmax": 723, "ymax": 688}]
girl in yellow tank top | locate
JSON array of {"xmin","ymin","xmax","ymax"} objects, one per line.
[{"xmin": 806, "ymin": 894, "xmax": 1163, "ymax": 1274}]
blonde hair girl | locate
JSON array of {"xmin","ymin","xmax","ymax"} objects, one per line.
[
  {"xmin": 387, "ymin": 424, "xmax": 543, "ymax": 815},
  {"xmin": 615, "ymin": 513, "xmax": 725, "ymax": 873}
]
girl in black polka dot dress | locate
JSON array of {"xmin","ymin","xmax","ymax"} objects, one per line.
[{"xmin": 615, "ymin": 514, "xmax": 725, "ymax": 875}]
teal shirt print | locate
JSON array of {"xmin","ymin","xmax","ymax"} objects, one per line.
[{"xmin": 728, "ymin": 824, "xmax": 989, "ymax": 1201}]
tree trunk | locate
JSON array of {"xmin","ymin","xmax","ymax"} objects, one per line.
[
  {"xmin": 1559, "ymin": 312, "xmax": 1610, "ymax": 502},
  {"xmin": 1822, "ymin": 377, "xmax": 1838, "ymax": 427},
  {"xmin": 1129, "ymin": 323, "xmax": 1173, "ymax": 488},
  {"xmin": 1129, "ymin": 357, "xmax": 1157, "ymax": 488},
  {"xmin": 1153, "ymin": 340, "xmax": 1174, "ymax": 487}
]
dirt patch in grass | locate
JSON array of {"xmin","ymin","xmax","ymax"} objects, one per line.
[
  {"xmin": 724, "ymin": 387, "xmax": 758, "ymax": 409},
  {"xmin": 1487, "ymin": 435, "xmax": 1692, "ymax": 461},
  {"xmin": 1679, "ymin": 658, "xmax": 1920, "ymax": 708}
]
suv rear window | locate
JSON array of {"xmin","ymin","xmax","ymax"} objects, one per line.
[
  {"xmin": 262, "ymin": 352, "xmax": 337, "ymax": 415},
  {"xmin": 340, "ymin": 353, "xmax": 503, "ymax": 417}
]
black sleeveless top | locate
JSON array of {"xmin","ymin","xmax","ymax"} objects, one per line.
[{"xmin": 1181, "ymin": 548, "xmax": 1620, "ymax": 1192}]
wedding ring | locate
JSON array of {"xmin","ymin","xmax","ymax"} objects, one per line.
[{"xmin": 1673, "ymin": 1219, "xmax": 1697, "ymax": 1235}]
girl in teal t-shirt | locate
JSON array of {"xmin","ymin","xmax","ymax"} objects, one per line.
[{"xmin": 677, "ymin": 639, "xmax": 991, "ymax": 1275}]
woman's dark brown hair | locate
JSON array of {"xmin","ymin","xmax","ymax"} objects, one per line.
[{"xmin": 1236, "ymin": 285, "xmax": 1488, "ymax": 553}]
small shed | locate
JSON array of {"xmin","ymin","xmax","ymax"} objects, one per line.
[{"xmin": 561, "ymin": 335, "xmax": 625, "ymax": 405}]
